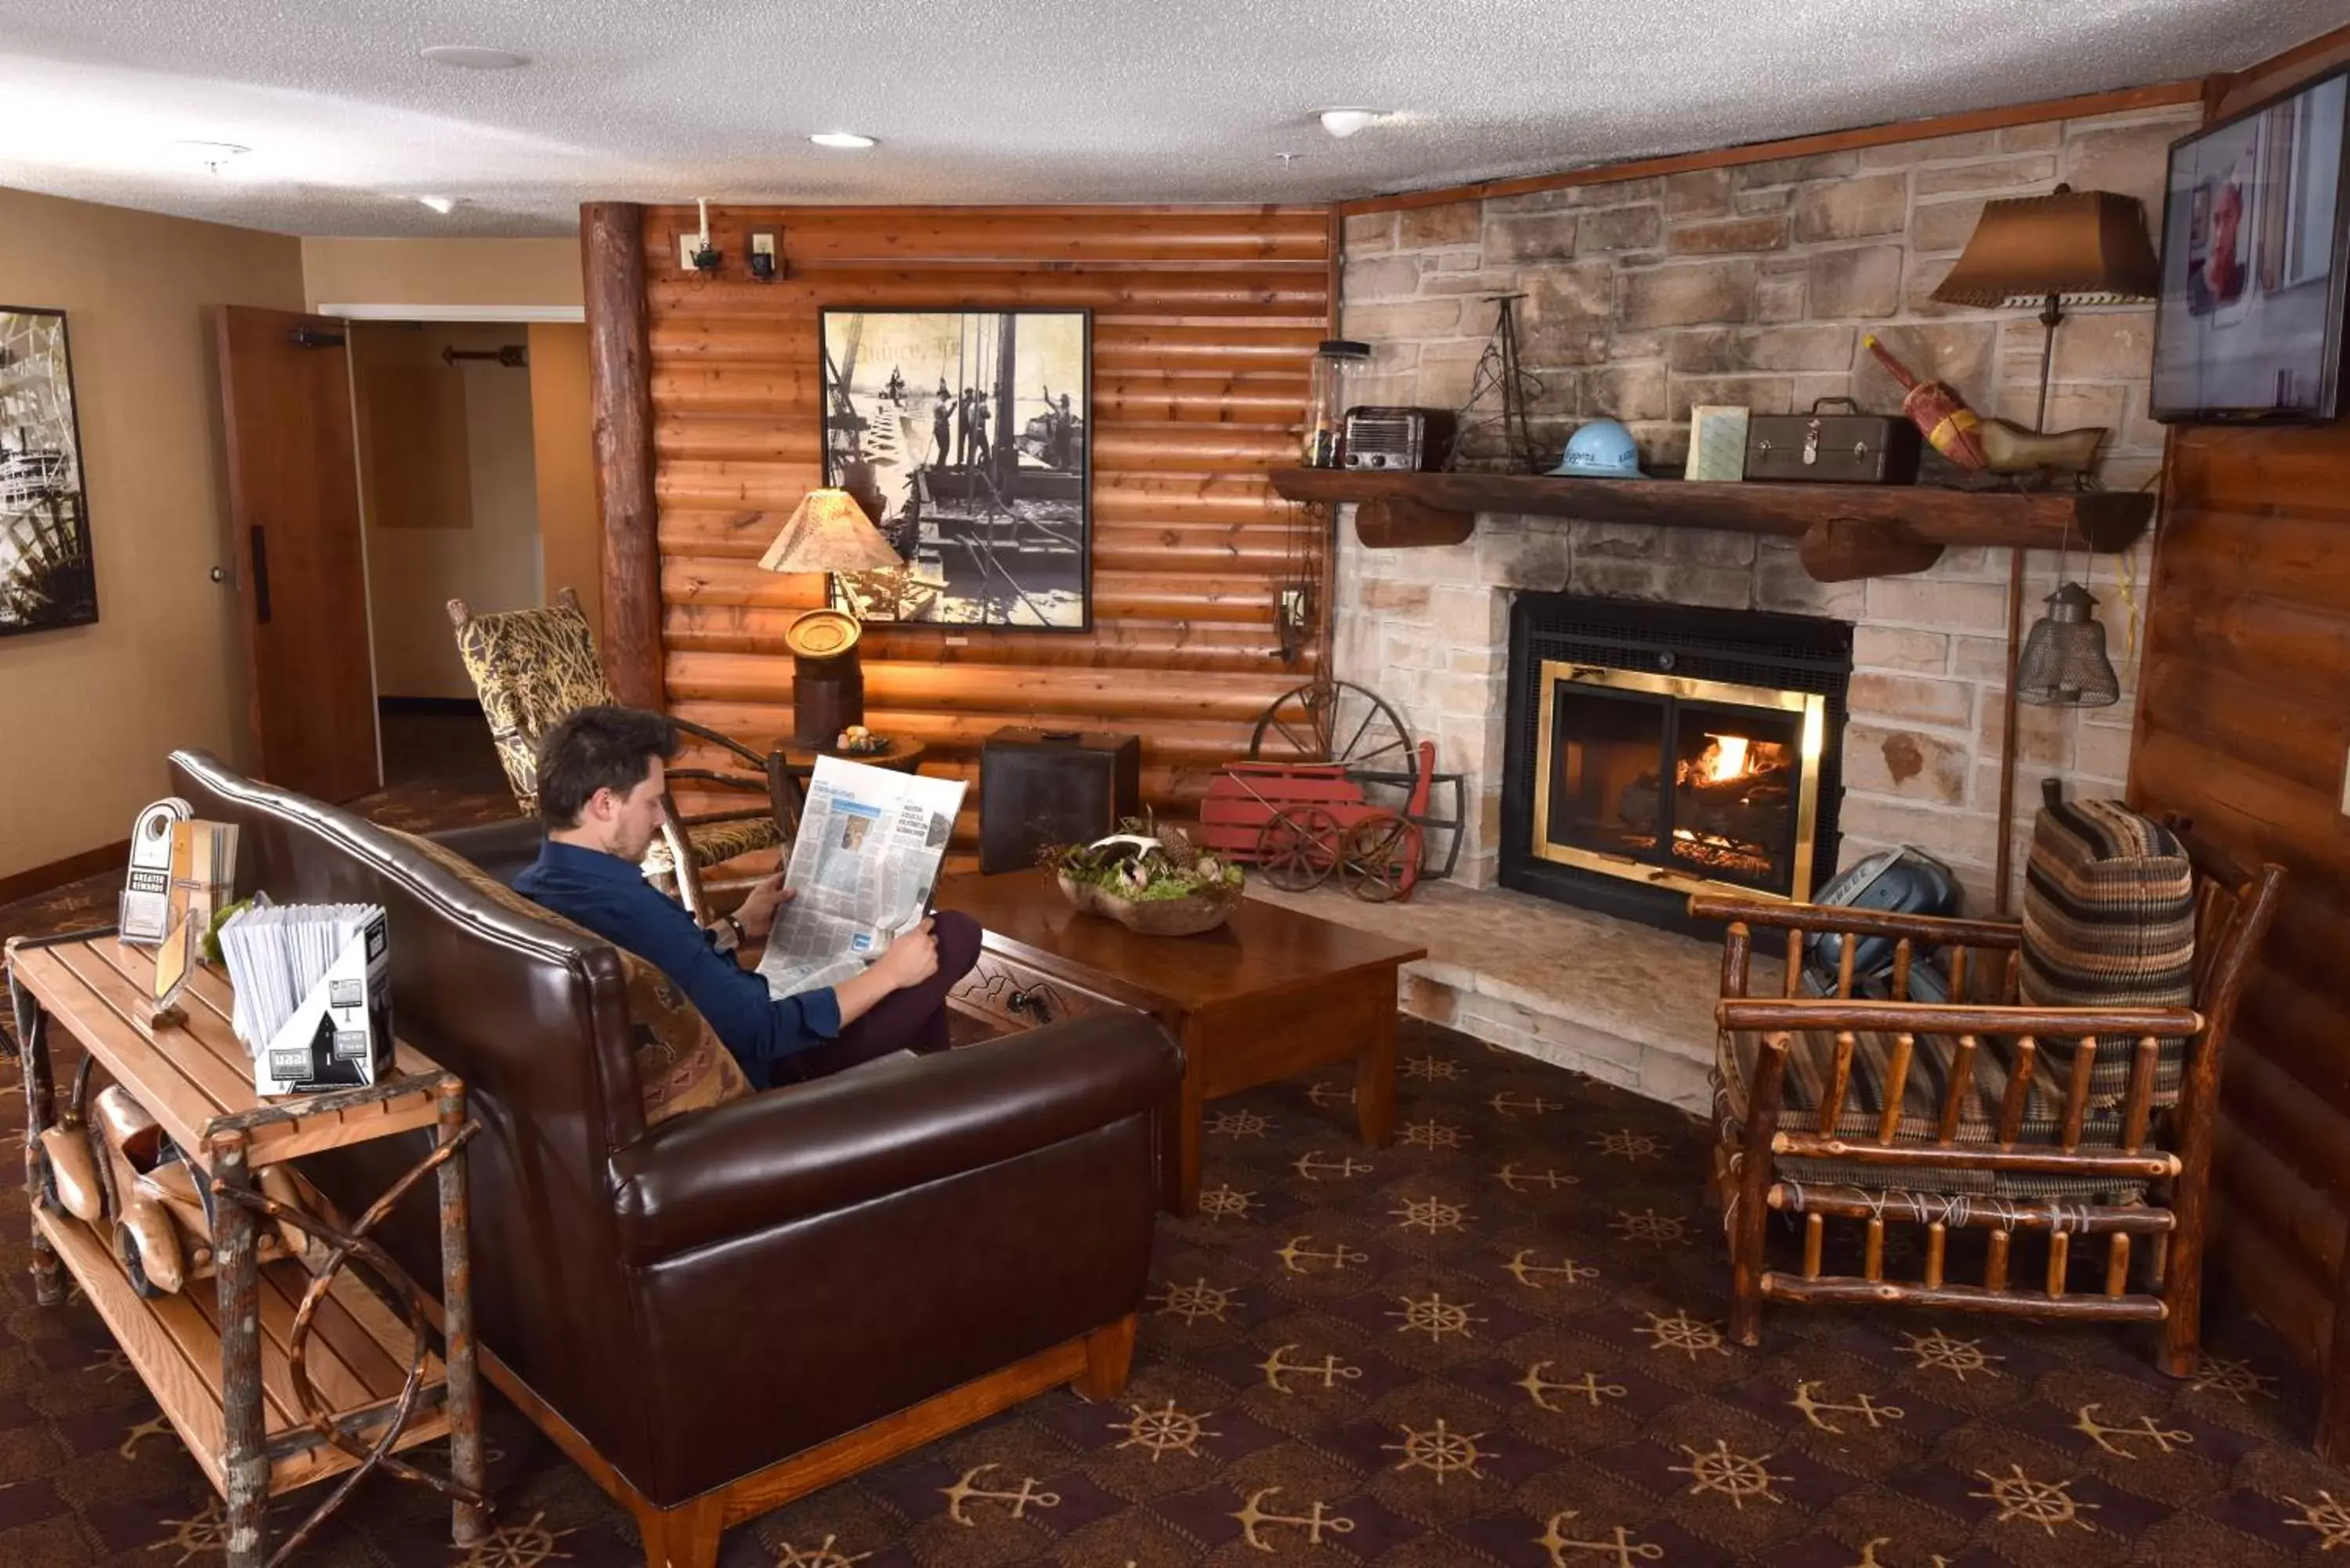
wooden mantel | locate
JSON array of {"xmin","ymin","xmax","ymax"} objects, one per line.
[{"xmin": 1267, "ymin": 468, "xmax": 2155, "ymax": 583}]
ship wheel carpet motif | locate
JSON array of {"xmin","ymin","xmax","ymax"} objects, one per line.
[{"xmin": 0, "ymin": 809, "xmax": 2341, "ymax": 1564}]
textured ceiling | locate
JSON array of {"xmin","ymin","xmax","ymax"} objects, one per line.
[{"xmin": 0, "ymin": 0, "xmax": 2341, "ymax": 237}]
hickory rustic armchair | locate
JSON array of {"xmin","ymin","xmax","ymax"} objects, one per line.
[
  {"xmin": 447, "ymin": 587, "xmax": 799, "ymax": 922},
  {"xmin": 1694, "ymin": 792, "xmax": 2283, "ymax": 1375}
]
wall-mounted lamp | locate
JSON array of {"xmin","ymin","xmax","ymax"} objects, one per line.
[
  {"xmin": 686, "ymin": 197, "xmax": 721, "ymax": 273},
  {"xmin": 747, "ymin": 226, "xmax": 782, "ymax": 282}
]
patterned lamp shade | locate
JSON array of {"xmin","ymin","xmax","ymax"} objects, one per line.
[
  {"xmin": 756, "ymin": 488, "xmax": 902, "ymax": 575},
  {"xmin": 2016, "ymin": 582, "xmax": 2121, "ymax": 708},
  {"xmin": 1930, "ymin": 186, "xmax": 2159, "ymax": 308}
]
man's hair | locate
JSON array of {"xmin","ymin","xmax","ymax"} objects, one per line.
[{"xmin": 536, "ymin": 705, "xmax": 678, "ymax": 828}]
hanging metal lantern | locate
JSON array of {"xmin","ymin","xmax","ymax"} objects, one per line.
[{"xmin": 2015, "ymin": 581, "xmax": 2120, "ymax": 707}]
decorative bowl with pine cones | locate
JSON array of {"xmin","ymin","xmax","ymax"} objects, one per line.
[{"xmin": 1043, "ymin": 820, "xmax": 1244, "ymax": 937}]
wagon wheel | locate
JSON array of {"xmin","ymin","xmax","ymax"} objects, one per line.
[
  {"xmin": 1249, "ymin": 679, "xmax": 1413, "ymax": 771},
  {"xmin": 1256, "ymin": 807, "xmax": 1342, "ymax": 891},
  {"xmin": 1340, "ymin": 815, "xmax": 1424, "ymax": 904}
]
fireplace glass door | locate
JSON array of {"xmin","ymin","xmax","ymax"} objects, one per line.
[{"xmin": 1534, "ymin": 661, "xmax": 1824, "ymax": 901}]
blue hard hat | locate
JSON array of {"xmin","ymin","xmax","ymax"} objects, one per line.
[{"xmin": 1549, "ymin": 419, "xmax": 1643, "ymax": 477}]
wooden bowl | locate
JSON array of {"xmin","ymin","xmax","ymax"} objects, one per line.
[{"xmin": 1056, "ymin": 871, "xmax": 1240, "ymax": 937}]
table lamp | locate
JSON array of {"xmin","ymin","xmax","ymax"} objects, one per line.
[
  {"xmin": 1931, "ymin": 182, "xmax": 2159, "ymax": 435},
  {"xmin": 1934, "ymin": 184, "xmax": 2155, "ymax": 910},
  {"xmin": 1935, "ymin": 182, "xmax": 2157, "ymax": 706},
  {"xmin": 757, "ymin": 488, "xmax": 902, "ymax": 745}
]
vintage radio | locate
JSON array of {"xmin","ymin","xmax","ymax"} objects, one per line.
[
  {"xmin": 1342, "ymin": 406, "xmax": 1455, "ymax": 471},
  {"xmin": 978, "ymin": 728, "xmax": 1142, "ymax": 874}
]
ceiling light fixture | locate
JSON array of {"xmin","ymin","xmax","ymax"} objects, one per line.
[
  {"xmin": 809, "ymin": 132, "xmax": 877, "ymax": 150},
  {"xmin": 1316, "ymin": 108, "xmax": 1386, "ymax": 139},
  {"xmin": 419, "ymin": 45, "xmax": 530, "ymax": 70},
  {"xmin": 416, "ymin": 196, "xmax": 457, "ymax": 214},
  {"xmin": 168, "ymin": 140, "xmax": 250, "ymax": 175}
]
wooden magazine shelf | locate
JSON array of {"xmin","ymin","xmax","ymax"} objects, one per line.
[
  {"xmin": 34, "ymin": 1202, "xmax": 450, "ymax": 1496},
  {"xmin": 6, "ymin": 929, "xmax": 486, "ymax": 1567}
]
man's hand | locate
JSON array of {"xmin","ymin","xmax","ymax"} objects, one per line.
[
  {"xmin": 732, "ymin": 873, "xmax": 790, "ymax": 940},
  {"xmin": 872, "ymin": 918, "xmax": 940, "ymax": 991}
]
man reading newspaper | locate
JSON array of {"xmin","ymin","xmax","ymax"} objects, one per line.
[{"xmin": 514, "ymin": 706, "xmax": 978, "ymax": 1088}]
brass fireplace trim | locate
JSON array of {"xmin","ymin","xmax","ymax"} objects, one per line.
[{"xmin": 1531, "ymin": 659, "xmax": 1827, "ymax": 905}]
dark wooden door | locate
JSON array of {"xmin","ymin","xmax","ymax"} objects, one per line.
[{"xmin": 215, "ymin": 306, "xmax": 378, "ymax": 803}]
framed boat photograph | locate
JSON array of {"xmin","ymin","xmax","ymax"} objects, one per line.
[
  {"xmin": 819, "ymin": 308, "xmax": 1090, "ymax": 630},
  {"xmin": 0, "ymin": 305, "xmax": 98, "ymax": 638}
]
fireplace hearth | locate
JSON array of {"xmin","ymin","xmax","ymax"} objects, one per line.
[{"xmin": 1502, "ymin": 594, "xmax": 1851, "ymax": 933}]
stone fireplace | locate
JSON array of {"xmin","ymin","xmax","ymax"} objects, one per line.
[
  {"xmin": 1297, "ymin": 97, "xmax": 2177, "ymax": 1100},
  {"xmin": 1501, "ymin": 594, "xmax": 1849, "ymax": 930},
  {"xmin": 1331, "ymin": 505, "xmax": 2151, "ymax": 917}
]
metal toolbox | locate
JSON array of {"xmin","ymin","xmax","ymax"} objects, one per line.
[{"xmin": 1745, "ymin": 396, "xmax": 1920, "ymax": 484}]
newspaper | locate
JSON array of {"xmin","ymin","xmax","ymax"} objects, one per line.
[{"xmin": 754, "ymin": 756, "xmax": 965, "ymax": 999}]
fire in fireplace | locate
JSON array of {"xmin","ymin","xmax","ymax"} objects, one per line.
[{"xmin": 1504, "ymin": 595, "xmax": 1851, "ymax": 932}]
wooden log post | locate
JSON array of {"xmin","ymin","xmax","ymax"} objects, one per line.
[
  {"xmin": 436, "ymin": 1078, "xmax": 487, "ymax": 1547},
  {"xmin": 9, "ymin": 952, "xmax": 60, "ymax": 1306},
  {"xmin": 209, "ymin": 1129, "xmax": 270, "ymax": 1568},
  {"xmin": 1729, "ymin": 1033, "xmax": 1788, "ymax": 1346},
  {"xmin": 583, "ymin": 201, "xmax": 664, "ymax": 710}
]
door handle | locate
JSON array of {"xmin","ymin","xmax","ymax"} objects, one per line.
[{"xmin": 249, "ymin": 526, "xmax": 271, "ymax": 624}]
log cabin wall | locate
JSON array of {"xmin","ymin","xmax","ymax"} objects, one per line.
[
  {"xmin": 627, "ymin": 204, "xmax": 1332, "ymax": 844},
  {"xmin": 2127, "ymin": 28, "xmax": 2350, "ymax": 1442}
]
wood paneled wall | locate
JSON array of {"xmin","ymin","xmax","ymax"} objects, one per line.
[
  {"xmin": 627, "ymin": 204, "xmax": 1332, "ymax": 838},
  {"xmin": 2130, "ymin": 31, "xmax": 2350, "ymax": 1451}
]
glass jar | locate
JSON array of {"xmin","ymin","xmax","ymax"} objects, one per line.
[{"xmin": 1303, "ymin": 339, "xmax": 1371, "ymax": 467}]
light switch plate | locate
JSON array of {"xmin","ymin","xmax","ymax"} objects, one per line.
[
  {"xmin": 678, "ymin": 233, "xmax": 701, "ymax": 270},
  {"xmin": 2340, "ymin": 742, "xmax": 2350, "ymax": 816}
]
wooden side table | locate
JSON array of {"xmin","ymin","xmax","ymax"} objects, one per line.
[
  {"xmin": 775, "ymin": 738, "xmax": 930, "ymax": 777},
  {"xmin": 5, "ymin": 930, "xmax": 486, "ymax": 1566}
]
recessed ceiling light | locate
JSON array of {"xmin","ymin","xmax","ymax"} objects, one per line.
[
  {"xmin": 1317, "ymin": 108, "xmax": 1386, "ymax": 139},
  {"xmin": 416, "ymin": 196, "xmax": 457, "ymax": 214},
  {"xmin": 809, "ymin": 132, "xmax": 877, "ymax": 150},
  {"xmin": 168, "ymin": 140, "xmax": 250, "ymax": 174},
  {"xmin": 420, "ymin": 45, "xmax": 530, "ymax": 70}
]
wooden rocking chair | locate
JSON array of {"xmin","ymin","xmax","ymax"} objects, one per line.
[
  {"xmin": 1694, "ymin": 793, "xmax": 2284, "ymax": 1375},
  {"xmin": 447, "ymin": 587, "xmax": 800, "ymax": 923}
]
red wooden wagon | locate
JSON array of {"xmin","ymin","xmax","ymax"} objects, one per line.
[{"xmin": 1196, "ymin": 681, "xmax": 1463, "ymax": 902}]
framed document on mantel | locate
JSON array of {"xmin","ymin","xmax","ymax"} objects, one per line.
[
  {"xmin": 1685, "ymin": 404, "xmax": 1750, "ymax": 483},
  {"xmin": 819, "ymin": 308, "xmax": 1092, "ymax": 630}
]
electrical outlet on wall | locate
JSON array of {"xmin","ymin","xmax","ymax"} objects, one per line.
[{"xmin": 678, "ymin": 233, "xmax": 701, "ymax": 270}]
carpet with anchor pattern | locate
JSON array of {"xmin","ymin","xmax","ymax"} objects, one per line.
[{"xmin": 0, "ymin": 760, "xmax": 2345, "ymax": 1565}]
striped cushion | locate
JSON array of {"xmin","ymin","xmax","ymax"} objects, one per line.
[{"xmin": 2019, "ymin": 796, "xmax": 2195, "ymax": 1108}]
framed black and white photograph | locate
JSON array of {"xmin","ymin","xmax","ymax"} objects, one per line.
[
  {"xmin": 0, "ymin": 306, "xmax": 97, "ymax": 637},
  {"xmin": 820, "ymin": 308, "xmax": 1090, "ymax": 629}
]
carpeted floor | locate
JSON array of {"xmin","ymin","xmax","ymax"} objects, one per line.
[{"xmin": 0, "ymin": 743, "xmax": 2343, "ymax": 1566}]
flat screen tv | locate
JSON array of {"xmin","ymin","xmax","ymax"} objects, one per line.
[{"xmin": 2152, "ymin": 67, "xmax": 2350, "ymax": 424}]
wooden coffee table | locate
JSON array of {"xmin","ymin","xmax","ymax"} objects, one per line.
[{"xmin": 936, "ymin": 870, "xmax": 1426, "ymax": 1214}]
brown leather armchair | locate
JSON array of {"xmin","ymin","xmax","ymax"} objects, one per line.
[{"xmin": 167, "ymin": 750, "xmax": 1181, "ymax": 1568}]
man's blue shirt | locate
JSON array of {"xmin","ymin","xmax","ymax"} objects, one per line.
[{"xmin": 513, "ymin": 837, "xmax": 841, "ymax": 1089}]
